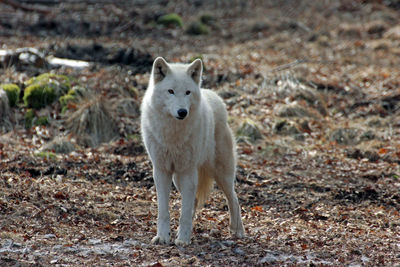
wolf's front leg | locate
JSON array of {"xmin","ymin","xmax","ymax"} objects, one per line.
[
  {"xmin": 174, "ymin": 170, "xmax": 198, "ymax": 246},
  {"xmin": 152, "ymin": 167, "xmax": 172, "ymax": 245}
]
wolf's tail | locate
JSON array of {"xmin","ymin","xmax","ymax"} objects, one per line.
[{"xmin": 195, "ymin": 168, "xmax": 214, "ymax": 210}]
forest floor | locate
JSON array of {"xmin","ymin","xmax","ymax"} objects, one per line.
[{"xmin": 0, "ymin": 0, "xmax": 400, "ymax": 266}]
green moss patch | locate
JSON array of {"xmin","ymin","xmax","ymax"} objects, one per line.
[
  {"xmin": 1, "ymin": 84, "xmax": 20, "ymax": 107},
  {"xmin": 24, "ymin": 84, "xmax": 57, "ymax": 109},
  {"xmin": 157, "ymin": 13, "xmax": 183, "ymax": 28},
  {"xmin": 34, "ymin": 151, "xmax": 56, "ymax": 160},
  {"xmin": 25, "ymin": 109, "xmax": 35, "ymax": 129},
  {"xmin": 25, "ymin": 73, "xmax": 71, "ymax": 90},
  {"xmin": 24, "ymin": 73, "xmax": 71, "ymax": 109},
  {"xmin": 186, "ymin": 21, "xmax": 209, "ymax": 35},
  {"xmin": 24, "ymin": 109, "xmax": 50, "ymax": 128},
  {"xmin": 59, "ymin": 86, "xmax": 88, "ymax": 113},
  {"xmin": 36, "ymin": 116, "xmax": 49, "ymax": 126},
  {"xmin": 59, "ymin": 89, "xmax": 77, "ymax": 113}
]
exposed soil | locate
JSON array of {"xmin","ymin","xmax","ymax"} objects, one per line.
[{"xmin": 1, "ymin": 0, "xmax": 400, "ymax": 266}]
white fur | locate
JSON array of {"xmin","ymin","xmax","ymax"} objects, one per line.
[{"xmin": 141, "ymin": 57, "xmax": 245, "ymax": 246}]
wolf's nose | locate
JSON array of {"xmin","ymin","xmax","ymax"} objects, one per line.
[{"xmin": 177, "ymin": 109, "xmax": 187, "ymax": 119}]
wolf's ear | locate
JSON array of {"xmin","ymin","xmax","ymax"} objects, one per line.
[
  {"xmin": 187, "ymin": 58, "xmax": 203, "ymax": 85},
  {"xmin": 152, "ymin": 57, "xmax": 170, "ymax": 83}
]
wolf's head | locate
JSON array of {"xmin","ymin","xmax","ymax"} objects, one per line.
[{"xmin": 149, "ymin": 57, "xmax": 202, "ymax": 121}]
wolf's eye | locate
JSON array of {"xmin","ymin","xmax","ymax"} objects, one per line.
[
  {"xmin": 168, "ymin": 89, "xmax": 174, "ymax": 94},
  {"xmin": 185, "ymin": 91, "xmax": 191, "ymax": 95}
]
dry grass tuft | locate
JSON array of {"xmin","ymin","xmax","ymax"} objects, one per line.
[{"xmin": 66, "ymin": 96, "xmax": 119, "ymax": 147}]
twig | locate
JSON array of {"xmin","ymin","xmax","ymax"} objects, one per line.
[
  {"xmin": 0, "ymin": 0, "xmax": 51, "ymax": 14},
  {"xmin": 268, "ymin": 59, "xmax": 308, "ymax": 73}
]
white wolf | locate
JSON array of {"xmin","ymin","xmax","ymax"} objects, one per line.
[{"xmin": 141, "ymin": 57, "xmax": 245, "ymax": 246}]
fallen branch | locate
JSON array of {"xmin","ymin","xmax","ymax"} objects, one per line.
[{"xmin": 0, "ymin": 0, "xmax": 51, "ymax": 14}]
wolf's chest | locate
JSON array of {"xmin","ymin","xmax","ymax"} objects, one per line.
[{"xmin": 158, "ymin": 143, "xmax": 196, "ymax": 173}]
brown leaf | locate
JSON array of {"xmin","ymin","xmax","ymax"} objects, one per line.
[{"xmin": 54, "ymin": 191, "xmax": 68, "ymax": 200}]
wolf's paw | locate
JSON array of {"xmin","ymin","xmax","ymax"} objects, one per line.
[
  {"xmin": 151, "ymin": 235, "xmax": 170, "ymax": 245},
  {"xmin": 174, "ymin": 238, "xmax": 191, "ymax": 246}
]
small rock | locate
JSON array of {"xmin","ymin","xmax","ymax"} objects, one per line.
[
  {"xmin": 329, "ymin": 128, "xmax": 360, "ymax": 145},
  {"xmin": 359, "ymin": 130, "xmax": 375, "ymax": 141},
  {"xmin": 40, "ymin": 137, "xmax": 75, "ymax": 154},
  {"xmin": 259, "ymin": 253, "xmax": 279, "ymax": 264},
  {"xmin": 88, "ymin": 239, "xmax": 102, "ymax": 245},
  {"xmin": 232, "ymin": 247, "xmax": 245, "ymax": 255},
  {"xmin": 274, "ymin": 120, "xmax": 300, "ymax": 136},
  {"xmin": 221, "ymin": 240, "xmax": 235, "ymax": 246},
  {"xmin": 43, "ymin": 234, "xmax": 56, "ymax": 239},
  {"xmin": 210, "ymin": 241, "xmax": 225, "ymax": 249},
  {"xmin": 55, "ymin": 175, "xmax": 63, "ymax": 183},
  {"xmin": 122, "ymin": 239, "xmax": 140, "ymax": 247},
  {"xmin": 236, "ymin": 118, "xmax": 263, "ymax": 143}
]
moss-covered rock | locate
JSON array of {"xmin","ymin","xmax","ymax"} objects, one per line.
[
  {"xmin": 186, "ymin": 21, "xmax": 209, "ymax": 35},
  {"xmin": 24, "ymin": 73, "xmax": 71, "ymax": 109},
  {"xmin": 1, "ymin": 84, "xmax": 20, "ymax": 107},
  {"xmin": 25, "ymin": 73, "xmax": 71, "ymax": 90},
  {"xmin": 157, "ymin": 13, "xmax": 183, "ymax": 28},
  {"xmin": 23, "ymin": 83, "xmax": 57, "ymax": 109}
]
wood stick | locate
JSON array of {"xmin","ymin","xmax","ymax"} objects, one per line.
[{"xmin": 0, "ymin": 0, "xmax": 51, "ymax": 14}]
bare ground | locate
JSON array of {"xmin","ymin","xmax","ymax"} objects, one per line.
[{"xmin": 0, "ymin": 0, "xmax": 400, "ymax": 266}]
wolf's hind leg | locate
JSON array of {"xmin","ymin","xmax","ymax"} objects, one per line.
[
  {"xmin": 214, "ymin": 125, "xmax": 245, "ymax": 238},
  {"xmin": 215, "ymin": 175, "xmax": 245, "ymax": 238}
]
